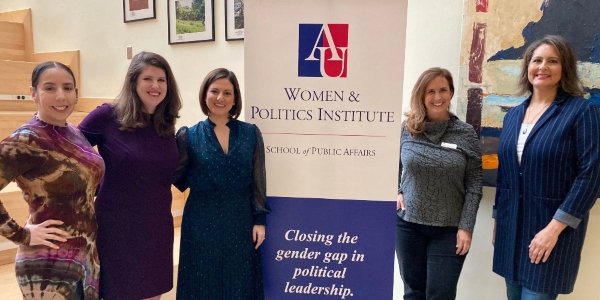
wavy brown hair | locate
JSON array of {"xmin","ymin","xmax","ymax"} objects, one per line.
[
  {"xmin": 517, "ymin": 35, "xmax": 584, "ymax": 97},
  {"xmin": 113, "ymin": 51, "xmax": 182, "ymax": 137},
  {"xmin": 404, "ymin": 67, "xmax": 454, "ymax": 135},
  {"xmin": 199, "ymin": 68, "xmax": 242, "ymax": 119}
]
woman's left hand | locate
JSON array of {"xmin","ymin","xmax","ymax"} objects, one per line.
[
  {"xmin": 528, "ymin": 220, "xmax": 567, "ymax": 264},
  {"xmin": 456, "ymin": 229, "xmax": 472, "ymax": 255},
  {"xmin": 253, "ymin": 225, "xmax": 266, "ymax": 249}
]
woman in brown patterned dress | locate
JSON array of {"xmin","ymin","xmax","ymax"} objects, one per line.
[{"xmin": 0, "ymin": 61, "xmax": 105, "ymax": 299}]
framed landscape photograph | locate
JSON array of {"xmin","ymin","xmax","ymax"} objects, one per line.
[
  {"xmin": 225, "ymin": 0, "xmax": 244, "ymax": 40},
  {"xmin": 123, "ymin": 0, "xmax": 156, "ymax": 23},
  {"xmin": 168, "ymin": 0, "xmax": 215, "ymax": 44}
]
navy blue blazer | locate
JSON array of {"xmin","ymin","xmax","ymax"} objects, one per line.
[{"xmin": 493, "ymin": 93, "xmax": 600, "ymax": 294}]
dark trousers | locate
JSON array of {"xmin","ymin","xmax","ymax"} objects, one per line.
[{"xmin": 395, "ymin": 216, "xmax": 466, "ymax": 300}]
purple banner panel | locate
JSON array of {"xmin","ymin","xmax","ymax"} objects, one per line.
[{"xmin": 262, "ymin": 197, "xmax": 396, "ymax": 300}]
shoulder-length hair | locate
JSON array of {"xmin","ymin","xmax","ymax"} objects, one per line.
[
  {"xmin": 199, "ymin": 68, "xmax": 242, "ymax": 119},
  {"xmin": 113, "ymin": 51, "xmax": 182, "ymax": 137},
  {"xmin": 517, "ymin": 35, "xmax": 584, "ymax": 97},
  {"xmin": 404, "ymin": 67, "xmax": 454, "ymax": 135}
]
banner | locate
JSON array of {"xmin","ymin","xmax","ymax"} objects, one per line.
[{"xmin": 245, "ymin": 1, "xmax": 408, "ymax": 299}]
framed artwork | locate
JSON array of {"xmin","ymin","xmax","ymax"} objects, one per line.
[
  {"xmin": 225, "ymin": 0, "xmax": 244, "ymax": 40},
  {"xmin": 123, "ymin": 0, "xmax": 156, "ymax": 23},
  {"xmin": 168, "ymin": 0, "xmax": 215, "ymax": 44}
]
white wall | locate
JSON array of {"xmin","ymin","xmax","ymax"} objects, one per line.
[
  {"xmin": 1, "ymin": 0, "xmax": 598, "ymax": 299},
  {"xmin": 401, "ymin": 0, "xmax": 463, "ymax": 111},
  {"xmin": 0, "ymin": 0, "xmax": 244, "ymax": 127}
]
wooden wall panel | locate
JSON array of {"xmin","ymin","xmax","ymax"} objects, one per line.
[
  {"xmin": 0, "ymin": 100, "xmax": 36, "ymax": 111},
  {"xmin": 0, "ymin": 22, "xmax": 25, "ymax": 61},
  {"xmin": 0, "ymin": 111, "xmax": 35, "ymax": 139},
  {"xmin": 0, "ymin": 9, "xmax": 33, "ymax": 62},
  {"xmin": 0, "ymin": 9, "xmax": 30, "ymax": 22},
  {"xmin": 0, "ymin": 191, "xmax": 29, "ymax": 242},
  {"xmin": 0, "ymin": 53, "xmax": 80, "ymax": 96},
  {"xmin": 0, "ymin": 9, "xmax": 33, "ymax": 61},
  {"xmin": 0, "ymin": 60, "xmax": 36, "ymax": 95},
  {"xmin": 0, "ymin": 190, "xmax": 29, "ymax": 265}
]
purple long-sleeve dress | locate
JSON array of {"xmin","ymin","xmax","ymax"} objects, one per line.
[{"xmin": 78, "ymin": 104, "xmax": 179, "ymax": 299}]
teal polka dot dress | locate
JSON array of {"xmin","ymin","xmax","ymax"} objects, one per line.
[{"xmin": 174, "ymin": 119, "xmax": 270, "ymax": 299}]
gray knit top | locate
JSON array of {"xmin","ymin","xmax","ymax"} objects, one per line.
[{"xmin": 397, "ymin": 115, "xmax": 483, "ymax": 232}]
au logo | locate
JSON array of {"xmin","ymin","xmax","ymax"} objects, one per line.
[{"xmin": 298, "ymin": 24, "xmax": 348, "ymax": 78}]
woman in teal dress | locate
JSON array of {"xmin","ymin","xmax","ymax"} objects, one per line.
[{"xmin": 174, "ymin": 68, "xmax": 271, "ymax": 300}]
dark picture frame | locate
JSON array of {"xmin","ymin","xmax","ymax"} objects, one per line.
[
  {"xmin": 225, "ymin": 0, "xmax": 244, "ymax": 40},
  {"xmin": 168, "ymin": 0, "xmax": 215, "ymax": 44},
  {"xmin": 123, "ymin": 0, "xmax": 156, "ymax": 23}
]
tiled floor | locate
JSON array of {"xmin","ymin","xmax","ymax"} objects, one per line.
[{"xmin": 0, "ymin": 227, "xmax": 181, "ymax": 300}]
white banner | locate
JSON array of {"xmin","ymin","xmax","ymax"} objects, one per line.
[
  {"xmin": 246, "ymin": 1, "xmax": 407, "ymax": 201},
  {"xmin": 245, "ymin": 1, "xmax": 407, "ymax": 299}
]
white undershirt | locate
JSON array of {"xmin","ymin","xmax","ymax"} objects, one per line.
[{"xmin": 517, "ymin": 123, "xmax": 534, "ymax": 164}]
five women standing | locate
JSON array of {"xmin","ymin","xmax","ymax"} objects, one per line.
[{"xmin": 2, "ymin": 37, "xmax": 598, "ymax": 300}]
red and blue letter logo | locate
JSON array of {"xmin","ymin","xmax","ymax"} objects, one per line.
[{"xmin": 298, "ymin": 24, "xmax": 348, "ymax": 78}]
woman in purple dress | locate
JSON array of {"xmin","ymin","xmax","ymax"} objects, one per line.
[
  {"xmin": 78, "ymin": 52, "xmax": 182, "ymax": 300},
  {"xmin": 0, "ymin": 61, "xmax": 105, "ymax": 299}
]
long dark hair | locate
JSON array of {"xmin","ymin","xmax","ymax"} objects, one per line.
[
  {"xmin": 113, "ymin": 51, "xmax": 182, "ymax": 137},
  {"xmin": 517, "ymin": 35, "xmax": 584, "ymax": 97}
]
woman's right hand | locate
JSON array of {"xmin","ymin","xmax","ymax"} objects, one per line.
[
  {"xmin": 25, "ymin": 219, "xmax": 69, "ymax": 249},
  {"xmin": 396, "ymin": 193, "xmax": 405, "ymax": 211}
]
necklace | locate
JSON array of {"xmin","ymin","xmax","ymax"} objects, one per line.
[{"xmin": 522, "ymin": 103, "xmax": 550, "ymax": 134}]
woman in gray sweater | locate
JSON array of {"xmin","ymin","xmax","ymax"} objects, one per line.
[{"xmin": 396, "ymin": 67, "xmax": 483, "ymax": 300}]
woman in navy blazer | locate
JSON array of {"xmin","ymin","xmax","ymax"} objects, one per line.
[{"xmin": 493, "ymin": 35, "xmax": 600, "ymax": 299}]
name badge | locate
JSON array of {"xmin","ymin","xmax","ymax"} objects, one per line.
[{"xmin": 441, "ymin": 142, "xmax": 457, "ymax": 149}]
